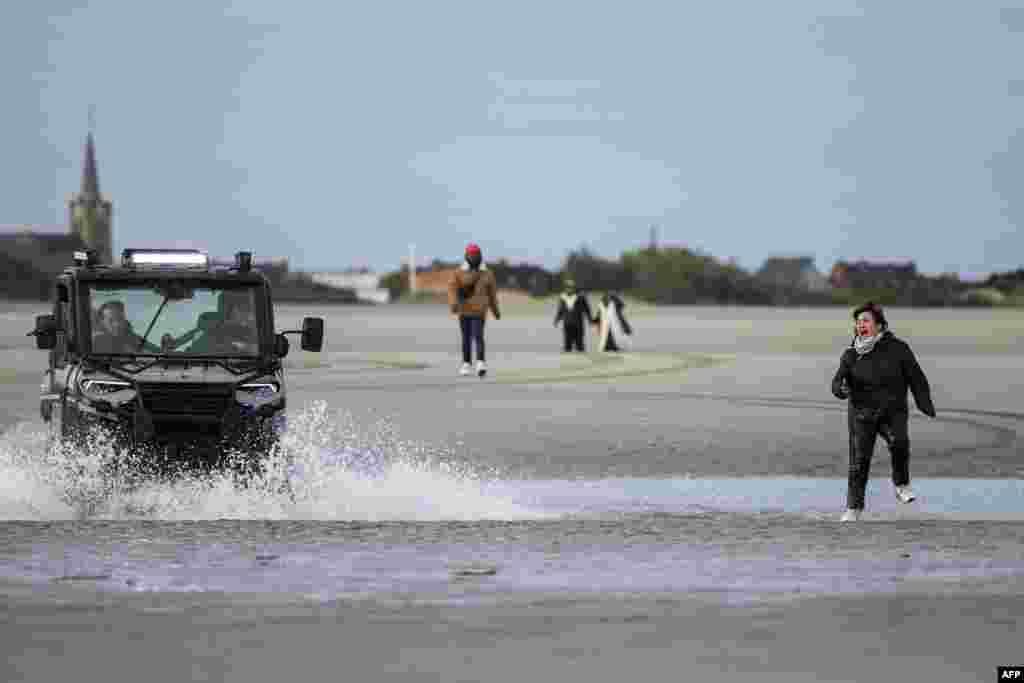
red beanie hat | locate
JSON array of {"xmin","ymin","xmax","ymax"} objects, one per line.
[{"xmin": 465, "ymin": 242, "xmax": 481, "ymax": 256}]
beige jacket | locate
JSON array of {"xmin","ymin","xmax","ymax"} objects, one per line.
[{"xmin": 448, "ymin": 263, "xmax": 500, "ymax": 319}]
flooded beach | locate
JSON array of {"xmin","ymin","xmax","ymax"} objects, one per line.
[{"xmin": 0, "ymin": 303, "xmax": 1021, "ymax": 682}]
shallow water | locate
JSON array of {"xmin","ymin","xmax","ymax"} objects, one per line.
[
  {"xmin": 485, "ymin": 476, "xmax": 1024, "ymax": 520},
  {"xmin": 0, "ymin": 403, "xmax": 1021, "ymax": 606}
]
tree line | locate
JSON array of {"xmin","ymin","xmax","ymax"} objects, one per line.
[{"xmin": 378, "ymin": 246, "xmax": 1024, "ymax": 307}]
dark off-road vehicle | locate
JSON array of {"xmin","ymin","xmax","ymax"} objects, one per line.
[{"xmin": 28, "ymin": 248, "xmax": 324, "ymax": 473}]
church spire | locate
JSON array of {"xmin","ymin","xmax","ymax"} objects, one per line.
[
  {"xmin": 68, "ymin": 111, "xmax": 113, "ymax": 265},
  {"xmin": 81, "ymin": 131, "xmax": 100, "ymax": 196}
]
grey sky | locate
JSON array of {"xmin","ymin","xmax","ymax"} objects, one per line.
[{"xmin": 3, "ymin": 1, "xmax": 1023, "ymax": 277}]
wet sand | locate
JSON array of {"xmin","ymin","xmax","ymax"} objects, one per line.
[
  {"xmin": 0, "ymin": 301, "xmax": 1021, "ymax": 682},
  {"xmin": 2, "ymin": 575, "xmax": 1022, "ymax": 683}
]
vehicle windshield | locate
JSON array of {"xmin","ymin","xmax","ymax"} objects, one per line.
[{"xmin": 85, "ymin": 281, "xmax": 263, "ymax": 357}]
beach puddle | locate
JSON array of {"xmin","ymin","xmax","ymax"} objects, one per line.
[
  {"xmin": 485, "ymin": 476, "xmax": 1024, "ymax": 521},
  {"xmin": 0, "ymin": 403, "xmax": 1021, "ymax": 603}
]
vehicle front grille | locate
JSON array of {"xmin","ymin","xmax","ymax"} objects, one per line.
[{"xmin": 138, "ymin": 382, "xmax": 233, "ymax": 419}]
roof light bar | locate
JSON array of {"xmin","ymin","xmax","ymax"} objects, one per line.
[{"xmin": 122, "ymin": 249, "xmax": 209, "ymax": 269}]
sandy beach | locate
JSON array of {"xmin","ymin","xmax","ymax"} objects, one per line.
[{"xmin": 0, "ymin": 301, "xmax": 1021, "ymax": 682}]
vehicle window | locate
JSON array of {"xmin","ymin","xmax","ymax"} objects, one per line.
[{"xmin": 87, "ymin": 283, "xmax": 261, "ymax": 356}]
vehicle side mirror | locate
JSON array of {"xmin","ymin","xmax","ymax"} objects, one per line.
[
  {"xmin": 300, "ymin": 317, "xmax": 324, "ymax": 352},
  {"xmin": 274, "ymin": 333, "xmax": 290, "ymax": 358},
  {"xmin": 29, "ymin": 314, "xmax": 58, "ymax": 350}
]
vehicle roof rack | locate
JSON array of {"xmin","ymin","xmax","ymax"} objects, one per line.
[{"xmin": 121, "ymin": 248, "xmax": 209, "ymax": 270}]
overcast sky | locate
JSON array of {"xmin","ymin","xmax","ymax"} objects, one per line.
[{"xmin": 3, "ymin": 1, "xmax": 1024, "ymax": 277}]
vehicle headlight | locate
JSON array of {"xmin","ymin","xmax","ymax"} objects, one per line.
[
  {"xmin": 79, "ymin": 376, "xmax": 136, "ymax": 401},
  {"xmin": 237, "ymin": 381, "xmax": 280, "ymax": 395},
  {"xmin": 236, "ymin": 380, "xmax": 281, "ymax": 402}
]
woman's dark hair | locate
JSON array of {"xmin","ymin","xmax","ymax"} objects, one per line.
[{"xmin": 852, "ymin": 301, "xmax": 887, "ymax": 329}]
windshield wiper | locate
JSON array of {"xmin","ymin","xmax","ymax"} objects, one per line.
[{"xmin": 138, "ymin": 296, "xmax": 170, "ymax": 351}]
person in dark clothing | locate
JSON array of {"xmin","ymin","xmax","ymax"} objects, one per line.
[
  {"xmin": 448, "ymin": 243, "xmax": 500, "ymax": 377},
  {"xmin": 552, "ymin": 279, "xmax": 593, "ymax": 352},
  {"xmin": 831, "ymin": 302, "xmax": 936, "ymax": 521},
  {"xmin": 92, "ymin": 300, "xmax": 154, "ymax": 353},
  {"xmin": 193, "ymin": 293, "xmax": 259, "ymax": 355}
]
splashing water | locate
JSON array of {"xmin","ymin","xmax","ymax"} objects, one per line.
[{"xmin": 0, "ymin": 401, "xmax": 541, "ymax": 522}]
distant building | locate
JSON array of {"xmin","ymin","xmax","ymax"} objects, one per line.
[
  {"xmin": 2, "ymin": 132, "xmax": 310, "ymax": 302},
  {"xmin": 0, "ymin": 131, "xmax": 107, "ymax": 298},
  {"xmin": 409, "ymin": 267, "xmax": 457, "ymax": 294},
  {"xmin": 309, "ymin": 271, "xmax": 391, "ymax": 303},
  {"xmin": 757, "ymin": 256, "xmax": 830, "ymax": 292},
  {"xmin": 0, "ymin": 224, "xmax": 86, "ymax": 278},
  {"xmin": 66, "ymin": 132, "xmax": 114, "ymax": 265},
  {"xmin": 830, "ymin": 259, "xmax": 918, "ymax": 289}
]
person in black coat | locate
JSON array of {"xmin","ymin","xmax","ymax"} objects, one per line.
[
  {"xmin": 553, "ymin": 279, "xmax": 594, "ymax": 352},
  {"xmin": 831, "ymin": 302, "xmax": 936, "ymax": 521}
]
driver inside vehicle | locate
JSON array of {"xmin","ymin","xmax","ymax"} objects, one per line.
[
  {"xmin": 92, "ymin": 300, "xmax": 153, "ymax": 353},
  {"xmin": 195, "ymin": 292, "xmax": 259, "ymax": 354}
]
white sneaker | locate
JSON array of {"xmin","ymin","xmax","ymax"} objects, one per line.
[
  {"xmin": 895, "ymin": 485, "xmax": 916, "ymax": 504},
  {"xmin": 459, "ymin": 362, "xmax": 471, "ymax": 376},
  {"xmin": 476, "ymin": 360, "xmax": 487, "ymax": 377},
  {"xmin": 840, "ymin": 508, "xmax": 862, "ymax": 522}
]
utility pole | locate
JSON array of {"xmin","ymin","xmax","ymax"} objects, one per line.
[
  {"xmin": 409, "ymin": 243, "xmax": 417, "ymax": 294},
  {"xmin": 649, "ymin": 224, "xmax": 658, "ymax": 250}
]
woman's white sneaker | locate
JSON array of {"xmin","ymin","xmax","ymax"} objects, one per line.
[
  {"xmin": 459, "ymin": 362, "xmax": 472, "ymax": 376},
  {"xmin": 895, "ymin": 486, "xmax": 916, "ymax": 504},
  {"xmin": 476, "ymin": 360, "xmax": 487, "ymax": 377},
  {"xmin": 840, "ymin": 509, "xmax": 862, "ymax": 522}
]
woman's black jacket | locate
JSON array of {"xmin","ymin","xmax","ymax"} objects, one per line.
[{"xmin": 831, "ymin": 331, "xmax": 936, "ymax": 417}]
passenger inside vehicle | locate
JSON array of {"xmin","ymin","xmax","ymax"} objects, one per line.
[{"xmin": 92, "ymin": 300, "xmax": 149, "ymax": 353}]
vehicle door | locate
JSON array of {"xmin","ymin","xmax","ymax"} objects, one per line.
[{"xmin": 41, "ymin": 281, "xmax": 76, "ymax": 428}]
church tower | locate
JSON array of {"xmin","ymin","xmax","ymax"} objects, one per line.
[{"xmin": 67, "ymin": 131, "xmax": 113, "ymax": 264}]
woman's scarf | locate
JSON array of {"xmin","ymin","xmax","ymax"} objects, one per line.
[{"xmin": 853, "ymin": 329, "xmax": 887, "ymax": 356}]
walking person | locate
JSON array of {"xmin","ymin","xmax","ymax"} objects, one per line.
[
  {"xmin": 831, "ymin": 302, "xmax": 936, "ymax": 521},
  {"xmin": 448, "ymin": 243, "xmax": 500, "ymax": 377},
  {"xmin": 552, "ymin": 279, "xmax": 593, "ymax": 352},
  {"xmin": 593, "ymin": 291, "xmax": 632, "ymax": 352}
]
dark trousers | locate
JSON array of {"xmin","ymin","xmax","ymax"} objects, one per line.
[
  {"xmin": 563, "ymin": 324, "xmax": 584, "ymax": 352},
  {"xmin": 847, "ymin": 408, "xmax": 911, "ymax": 510},
  {"xmin": 460, "ymin": 316, "xmax": 485, "ymax": 363}
]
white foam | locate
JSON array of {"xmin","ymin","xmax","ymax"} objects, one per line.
[
  {"xmin": 0, "ymin": 401, "xmax": 545, "ymax": 522},
  {"xmin": 0, "ymin": 424, "xmax": 73, "ymax": 519}
]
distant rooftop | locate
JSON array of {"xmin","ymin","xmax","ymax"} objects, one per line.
[
  {"xmin": 838, "ymin": 257, "xmax": 916, "ymax": 265},
  {"xmin": 0, "ymin": 224, "xmax": 68, "ymax": 235},
  {"xmin": 954, "ymin": 271, "xmax": 991, "ymax": 283}
]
